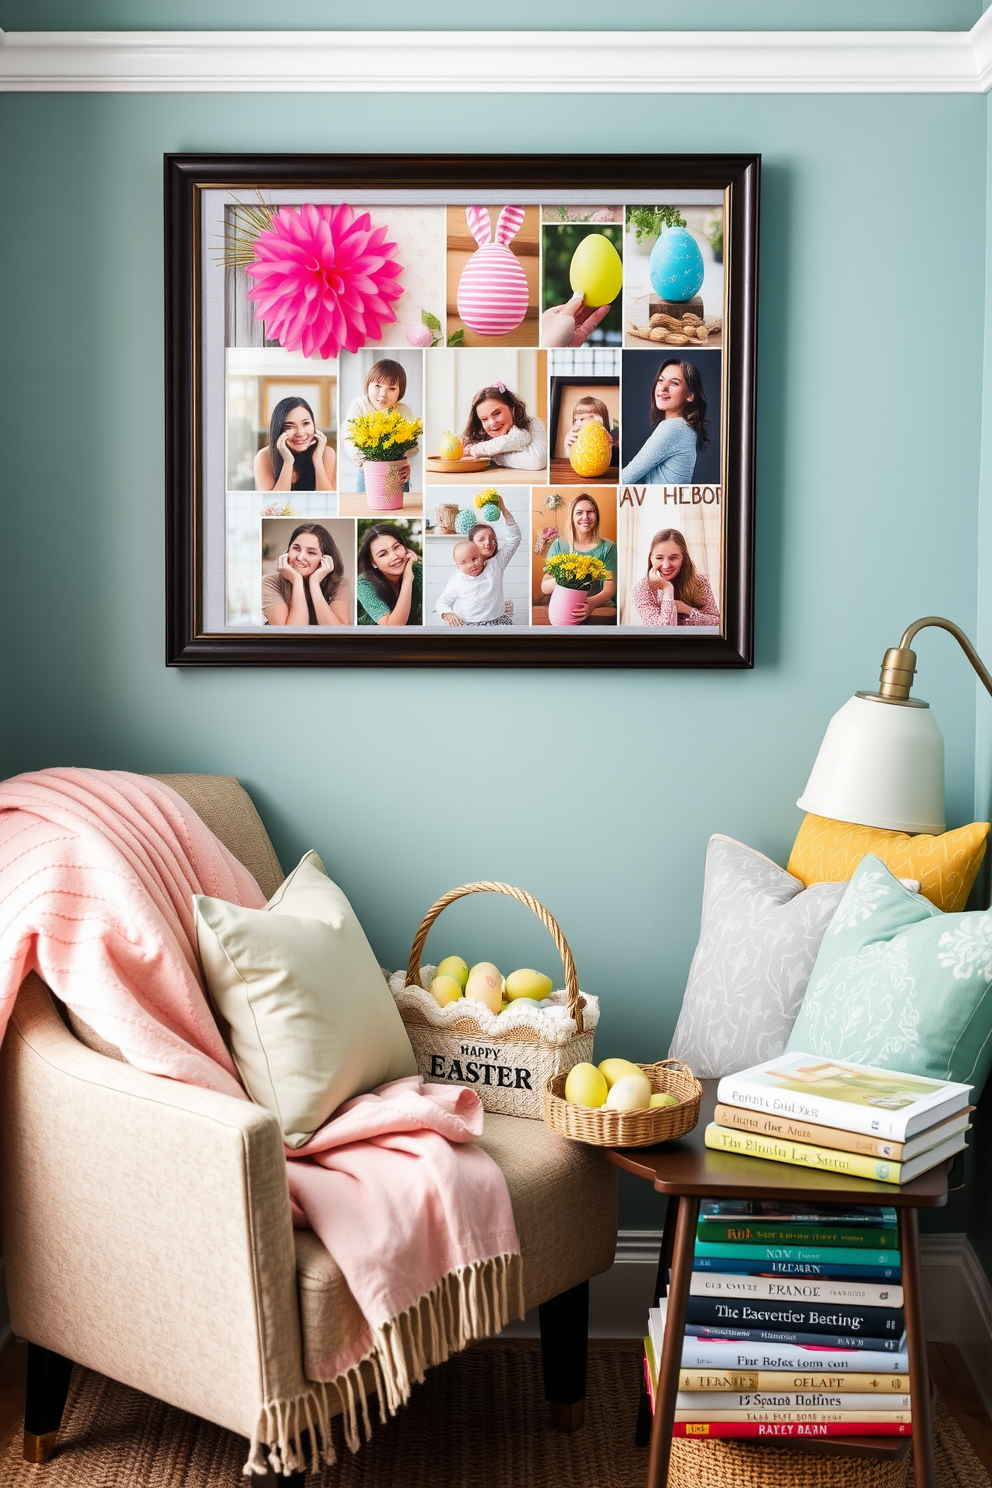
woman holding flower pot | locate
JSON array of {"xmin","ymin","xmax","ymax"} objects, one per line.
[
  {"xmin": 540, "ymin": 493, "xmax": 617, "ymax": 625},
  {"xmin": 254, "ymin": 397, "xmax": 337, "ymax": 492}
]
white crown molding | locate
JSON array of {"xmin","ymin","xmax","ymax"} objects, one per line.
[{"xmin": 0, "ymin": 24, "xmax": 991, "ymax": 94}]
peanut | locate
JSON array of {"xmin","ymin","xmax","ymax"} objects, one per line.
[
  {"xmin": 682, "ymin": 313, "xmax": 702, "ymax": 326},
  {"xmin": 650, "ymin": 328, "xmax": 670, "ymax": 341},
  {"xmin": 666, "ymin": 333, "xmax": 691, "ymax": 345},
  {"xmin": 626, "ymin": 325, "xmax": 655, "ymax": 341}
]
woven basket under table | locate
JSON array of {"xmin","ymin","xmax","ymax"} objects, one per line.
[
  {"xmin": 669, "ymin": 1436, "xmax": 908, "ymax": 1488},
  {"xmin": 543, "ymin": 1059, "xmax": 701, "ymax": 1147},
  {"xmin": 397, "ymin": 882, "xmax": 594, "ymax": 1120}
]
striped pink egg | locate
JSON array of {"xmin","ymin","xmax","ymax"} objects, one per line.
[{"xmin": 456, "ymin": 205, "xmax": 530, "ymax": 337}]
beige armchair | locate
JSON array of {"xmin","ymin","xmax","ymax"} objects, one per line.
[{"xmin": 0, "ymin": 775, "xmax": 618, "ymax": 1483}]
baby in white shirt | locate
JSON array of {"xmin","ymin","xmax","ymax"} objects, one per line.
[{"xmin": 436, "ymin": 499, "xmax": 520, "ymax": 627}]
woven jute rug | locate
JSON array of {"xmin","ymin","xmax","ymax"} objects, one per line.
[{"xmin": 0, "ymin": 1342, "xmax": 986, "ymax": 1488}]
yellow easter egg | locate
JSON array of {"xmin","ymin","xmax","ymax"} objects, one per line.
[
  {"xmin": 569, "ymin": 420, "xmax": 613, "ymax": 478},
  {"xmin": 465, "ymin": 970, "xmax": 503, "ymax": 1015},
  {"xmin": 598, "ymin": 1058, "xmax": 645, "ymax": 1089},
  {"xmin": 436, "ymin": 955, "xmax": 469, "ymax": 990},
  {"xmin": 564, "ymin": 1062, "xmax": 608, "ymax": 1107},
  {"xmin": 605, "ymin": 1072, "xmax": 653, "ymax": 1112},
  {"xmin": 650, "ymin": 1092, "xmax": 679, "ymax": 1108},
  {"xmin": 439, "ymin": 431, "xmax": 463, "ymax": 461},
  {"xmin": 430, "ymin": 974, "xmax": 464, "ymax": 1008},
  {"xmin": 504, "ymin": 968, "xmax": 553, "ymax": 1002},
  {"xmin": 469, "ymin": 961, "xmax": 501, "ymax": 984},
  {"xmin": 569, "ymin": 232, "xmax": 623, "ymax": 309}
]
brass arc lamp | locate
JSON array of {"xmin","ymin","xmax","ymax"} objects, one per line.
[{"xmin": 798, "ymin": 618, "xmax": 992, "ymax": 836}]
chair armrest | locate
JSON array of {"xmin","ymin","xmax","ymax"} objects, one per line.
[{"xmin": 0, "ymin": 975, "xmax": 309, "ymax": 1441}]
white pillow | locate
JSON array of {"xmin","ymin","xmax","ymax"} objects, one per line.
[
  {"xmin": 195, "ymin": 851, "xmax": 417, "ymax": 1147},
  {"xmin": 667, "ymin": 835, "xmax": 847, "ymax": 1079}
]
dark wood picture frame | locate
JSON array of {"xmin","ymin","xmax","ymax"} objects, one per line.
[{"xmin": 165, "ymin": 153, "xmax": 759, "ymax": 668}]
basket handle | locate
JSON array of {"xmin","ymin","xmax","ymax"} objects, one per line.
[{"xmin": 405, "ymin": 881, "xmax": 583, "ymax": 1033}]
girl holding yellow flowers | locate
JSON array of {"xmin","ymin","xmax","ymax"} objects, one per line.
[
  {"xmin": 254, "ymin": 396, "xmax": 337, "ymax": 492},
  {"xmin": 343, "ymin": 359, "xmax": 418, "ymax": 494},
  {"xmin": 540, "ymin": 493, "xmax": 617, "ymax": 624}
]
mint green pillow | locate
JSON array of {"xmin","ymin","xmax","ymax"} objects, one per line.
[{"xmin": 787, "ymin": 854, "xmax": 992, "ymax": 1093}]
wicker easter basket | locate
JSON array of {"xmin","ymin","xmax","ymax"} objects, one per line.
[
  {"xmin": 668, "ymin": 1437, "xmax": 908, "ymax": 1488},
  {"xmin": 543, "ymin": 1058, "xmax": 701, "ymax": 1148},
  {"xmin": 390, "ymin": 882, "xmax": 597, "ymax": 1120}
]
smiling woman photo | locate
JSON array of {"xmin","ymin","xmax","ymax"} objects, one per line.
[
  {"xmin": 620, "ymin": 359, "xmax": 709, "ymax": 486},
  {"xmin": 629, "ymin": 527, "xmax": 720, "ymax": 627},
  {"xmin": 254, "ymin": 395, "xmax": 337, "ymax": 492},
  {"xmin": 540, "ymin": 492, "xmax": 617, "ymax": 623},
  {"xmin": 261, "ymin": 522, "xmax": 350, "ymax": 626},
  {"xmin": 356, "ymin": 523, "xmax": 423, "ymax": 626}
]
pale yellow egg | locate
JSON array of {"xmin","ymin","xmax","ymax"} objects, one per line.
[
  {"xmin": 469, "ymin": 961, "xmax": 501, "ymax": 984},
  {"xmin": 505, "ymin": 969, "xmax": 553, "ymax": 1002},
  {"xmin": 564, "ymin": 1062, "xmax": 608, "ymax": 1107},
  {"xmin": 465, "ymin": 970, "xmax": 502, "ymax": 1015},
  {"xmin": 605, "ymin": 1072, "xmax": 653, "ymax": 1112},
  {"xmin": 435, "ymin": 955, "xmax": 469, "ymax": 990},
  {"xmin": 430, "ymin": 974, "xmax": 464, "ymax": 1008},
  {"xmin": 598, "ymin": 1058, "xmax": 645, "ymax": 1089},
  {"xmin": 649, "ymin": 1092, "xmax": 679, "ymax": 1109}
]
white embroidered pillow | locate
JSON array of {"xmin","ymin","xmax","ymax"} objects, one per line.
[{"xmin": 668, "ymin": 835, "xmax": 847, "ymax": 1079}]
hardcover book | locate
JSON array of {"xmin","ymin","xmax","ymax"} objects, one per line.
[
  {"xmin": 692, "ymin": 1258, "xmax": 901, "ymax": 1281},
  {"xmin": 700, "ymin": 1200, "xmax": 898, "ymax": 1225},
  {"xmin": 675, "ymin": 1391, "xmax": 911, "ymax": 1411},
  {"xmin": 697, "ymin": 1214, "xmax": 899, "ymax": 1247},
  {"xmin": 694, "ymin": 1240, "xmax": 901, "ymax": 1267},
  {"xmin": 712, "ymin": 1103, "xmax": 973, "ymax": 1164},
  {"xmin": 715, "ymin": 1054, "xmax": 971, "ymax": 1142},
  {"xmin": 677, "ymin": 1370, "xmax": 911, "ymax": 1393},
  {"xmin": 671, "ymin": 1422, "xmax": 911, "ymax": 1437},
  {"xmin": 704, "ymin": 1122, "xmax": 968, "ymax": 1184},
  {"xmin": 684, "ymin": 1325, "xmax": 905, "ymax": 1353},
  {"xmin": 689, "ymin": 1273, "xmax": 902, "ymax": 1307}
]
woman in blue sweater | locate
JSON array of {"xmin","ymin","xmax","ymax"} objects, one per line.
[{"xmin": 620, "ymin": 359, "xmax": 710, "ymax": 485}]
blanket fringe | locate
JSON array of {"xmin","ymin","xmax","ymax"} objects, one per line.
[{"xmin": 245, "ymin": 1251, "xmax": 524, "ymax": 1476}]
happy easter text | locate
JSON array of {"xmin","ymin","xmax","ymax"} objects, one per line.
[{"xmin": 429, "ymin": 1051, "xmax": 533, "ymax": 1089}]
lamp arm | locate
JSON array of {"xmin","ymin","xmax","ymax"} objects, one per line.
[{"xmin": 876, "ymin": 616, "xmax": 992, "ymax": 703}]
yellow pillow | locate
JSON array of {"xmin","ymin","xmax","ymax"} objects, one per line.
[{"xmin": 786, "ymin": 814, "xmax": 989, "ymax": 913}]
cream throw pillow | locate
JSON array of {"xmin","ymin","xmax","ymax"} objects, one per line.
[{"xmin": 195, "ymin": 850, "xmax": 417, "ymax": 1147}]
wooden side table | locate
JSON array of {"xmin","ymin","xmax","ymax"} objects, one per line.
[{"xmin": 607, "ymin": 1080, "xmax": 951, "ymax": 1488}]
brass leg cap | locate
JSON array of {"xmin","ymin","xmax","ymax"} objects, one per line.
[
  {"xmin": 549, "ymin": 1400, "xmax": 585, "ymax": 1433},
  {"xmin": 24, "ymin": 1430, "xmax": 58, "ymax": 1463}
]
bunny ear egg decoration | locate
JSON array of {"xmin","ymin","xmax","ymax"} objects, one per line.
[{"xmin": 456, "ymin": 206, "xmax": 530, "ymax": 337}]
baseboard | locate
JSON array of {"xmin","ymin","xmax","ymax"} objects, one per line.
[{"xmin": 503, "ymin": 1229, "xmax": 992, "ymax": 1408}]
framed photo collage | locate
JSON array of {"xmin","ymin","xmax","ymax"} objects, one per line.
[{"xmin": 165, "ymin": 154, "xmax": 759, "ymax": 667}]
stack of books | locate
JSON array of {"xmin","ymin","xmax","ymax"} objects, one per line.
[
  {"xmin": 645, "ymin": 1199, "xmax": 914, "ymax": 1438},
  {"xmin": 705, "ymin": 1053, "xmax": 973, "ymax": 1185}
]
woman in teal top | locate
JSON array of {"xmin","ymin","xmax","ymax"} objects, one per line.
[
  {"xmin": 541, "ymin": 493, "xmax": 617, "ymax": 624},
  {"xmin": 620, "ymin": 358, "xmax": 710, "ymax": 486},
  {"xmin": 356, "ymin": 524, "xmax": 423, "ymax": 626}
]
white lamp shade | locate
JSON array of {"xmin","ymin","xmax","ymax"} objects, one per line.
[{"xmin": 797, "ymin": 694, "xmax": 945, "ymax": 834}]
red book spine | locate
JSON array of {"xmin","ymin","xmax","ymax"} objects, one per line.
[{"xmin": 673, "ymin": 1421, "xmax": 911, "ymax": 1438}]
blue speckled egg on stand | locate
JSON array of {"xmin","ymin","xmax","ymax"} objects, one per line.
[{"xmin": 649, "ymin": 227, "xmax": 705, "ymax": 303}]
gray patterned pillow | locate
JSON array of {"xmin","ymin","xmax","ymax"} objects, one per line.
[{"xmin": 667, "ymin": 835, "xmax": 847, "ymax": 1079}]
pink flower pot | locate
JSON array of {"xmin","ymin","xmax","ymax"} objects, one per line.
[
  {"xmin": 364, "ymin": 460, "xmax": 405, "ymax": 511},
  {"xmin": 548, "ymin": 584, "xmax": 589, "ymax": 626}
]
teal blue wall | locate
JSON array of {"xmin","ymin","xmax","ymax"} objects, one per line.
[
  {"xmin": 0, "ymin": 2, "xmax": 985, "ymax": 30},
  {"xmin": 1, "ymin": 87, "xmax": 987, "ymax": 1231}
]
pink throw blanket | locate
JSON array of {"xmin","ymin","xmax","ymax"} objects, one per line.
[{"xmin": 0, "ymin": 769, "xmax": 521, "ymax": 1472}]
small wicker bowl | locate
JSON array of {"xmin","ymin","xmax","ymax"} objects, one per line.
[{"xmin": 542, "ymin": 1058, "xmax": 702, "ymax": 1148}]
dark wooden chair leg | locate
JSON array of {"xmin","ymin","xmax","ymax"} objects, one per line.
[
  {"xmin": 647, "ymin": 1195, "xmax": 699, "ymax": 1488},
  {"xmin": 539, "ymin": 1279, "xmax": 589, "ymax": 1432},
  {"xmin": 23, "ymin": 1343, "xmax": 74, "ymax": 1463}
]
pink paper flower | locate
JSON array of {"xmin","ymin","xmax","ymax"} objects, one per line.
[{"xmin": 246, "ymin": 203, "xmax": 403, "ymax": 360}]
